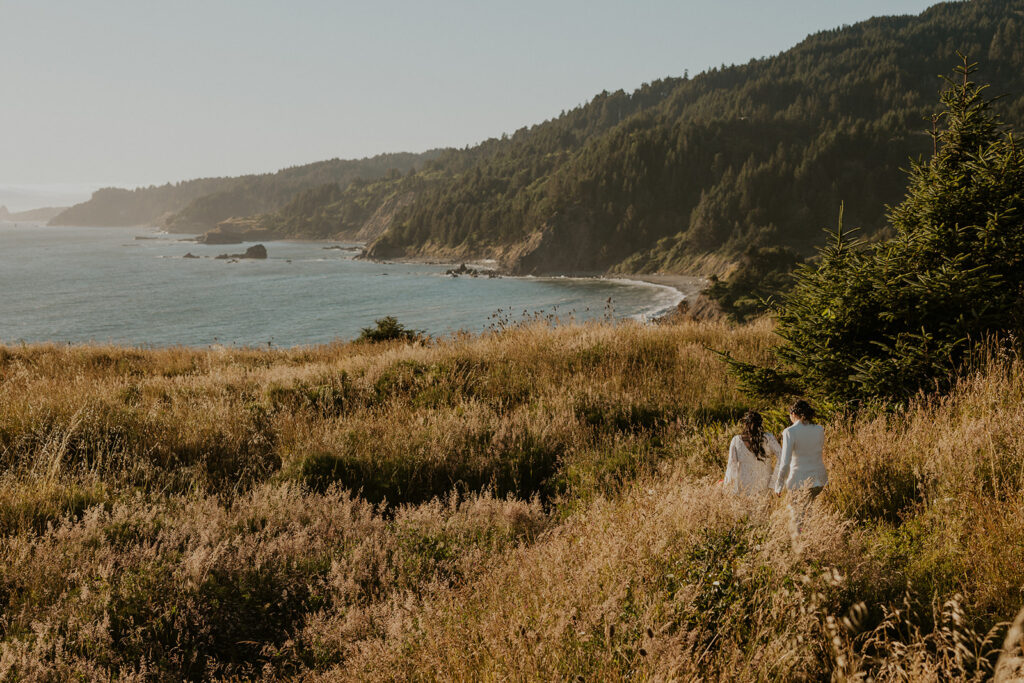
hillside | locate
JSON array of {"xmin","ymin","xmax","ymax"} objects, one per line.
[
  {"xmin": 204, "ymin": 170, "xmax": 430, "ymax": 243},
  {"xmin": 48, "ymin": 151, "xmax": 441, "ymax": 230},
  {"xmin": 204, "ymin": 83, "xmax": 680, "ymax": 245},
  {"xmin": 0, "ymin": 205, "xmax": 66, "ymax": 222},
  {"xmin": 0, "ymin": 321, "xmax": 1021, "ymax": 678},
  {"xmin": 298, "ymin": 0, "xmax": 1023, "ymax": 274}
]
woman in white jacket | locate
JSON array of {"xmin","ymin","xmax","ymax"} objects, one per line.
[
  {"xmin": 771, "ymin": 400, "xmax": 827, "ymax": 497},
  {"xmin": 723, "ymin": 411, "xmax": 781, "ymax": 495}
]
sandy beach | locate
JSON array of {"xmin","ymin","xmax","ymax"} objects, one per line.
[{"xmin": 622, "ymin": 273, "xmax": 708, "ymax": 299}]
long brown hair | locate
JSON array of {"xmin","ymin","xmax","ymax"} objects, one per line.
[{"xmin": 740, "ymin": 411, "xmax": 767, "ymax": 461}]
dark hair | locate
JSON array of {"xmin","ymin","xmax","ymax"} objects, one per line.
[
  {"xmin": 789, "ymin": 399, "xmax": 816, "ymax": 423},
  {"xmin": 740, "ymin": 411, "xmax": 767, "ymax": 461}
]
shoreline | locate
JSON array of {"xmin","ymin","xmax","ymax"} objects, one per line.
[
  {"xmin": 610, "ymin": 274, "xmax": 707, "ymax": 321},
  {"xmin": 233, "ymin": 240, "xmax": 710, "ymax": 322},
  {"xmin": 617, "ymin": 273, "xmax": 707, "ymax": 300},
  {"xmin": 80, "ymin": 228, "xmax": 713, "ymax": 302},
  {"xmin": 20, "ymin": 224, "xmax": 709, "ymax": 330}
]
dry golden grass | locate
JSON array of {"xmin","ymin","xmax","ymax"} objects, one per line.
[{"xmin": 0, "ymin": 319, "xmax": 1020, "ymax": 680}]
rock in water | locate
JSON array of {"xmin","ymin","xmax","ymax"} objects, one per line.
[
  {"xmin": 243, "ymin": 244, "xmax": 267, "ymax": 259},
  {"xmin": 215, "ymin": 244, "xmax": 268, "ymax": 260}
]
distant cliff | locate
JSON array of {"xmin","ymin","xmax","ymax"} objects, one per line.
[
  {"xmin": 0, "ymin": 205, "xmax": 68, "ymax": 222},
  {"xmin": 49, "ymin": 151, "xmax": 442, "ymax": 231},
  {"xmin": 49, "ymin": 180, "xmax": 236, "ymax": 228}
]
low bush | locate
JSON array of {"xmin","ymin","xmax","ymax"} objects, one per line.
[{"xmin": 356, "ymin": 316, "xmax": 424, "ymax": 343}]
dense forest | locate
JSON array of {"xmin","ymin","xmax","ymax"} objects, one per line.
[{"xmin": 49, "ymin": 152, "xmax": 440, "ymax": 230}]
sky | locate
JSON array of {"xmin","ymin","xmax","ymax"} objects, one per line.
[{"xmin": 1, "ymin": 0, "xmax": 939, "ymax": 209}]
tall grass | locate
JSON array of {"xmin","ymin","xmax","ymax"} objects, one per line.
[{"xmin": 0, "ymin": 319, "xmax": 1020, "ymax": 679}]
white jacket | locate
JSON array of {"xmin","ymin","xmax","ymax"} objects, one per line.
[{"xmin": 771, "ymin": 421, "xmax": 827, "ymax": 494}]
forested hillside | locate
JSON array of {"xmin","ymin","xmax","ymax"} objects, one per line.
[
  {"xmin": 49, "ymin": 151, "xmax": 440, "ymax": 230},
  {"xmin": 206, "ymin": 81, "xmax": 682, "ymax": 243},
  {"xmin": 49, "ymin": 178, "xmax": 235, "ymax": 228},
  {"xmin": 0, "ymin": 205, "xmax": 65, "ymax": 222},
  {"xmin": 50, "ymin": 1, "xmax": 1024, "ymax": 274},
  {"xmin": 355, "ymin": 0, "xmax": 1024, "ymax": 274},
  {"xmin": 248, "ymin": 168, "xmax": 444, "ymax": 241}
]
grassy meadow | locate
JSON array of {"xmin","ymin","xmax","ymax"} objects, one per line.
[{"xmin": 0, "ymin": 320, "xmax": 1021, "ymax": 680}]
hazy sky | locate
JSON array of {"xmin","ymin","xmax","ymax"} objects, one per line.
[{"xmin": 2, "ymin": 0, "xmax": 939, "ymax": 203}]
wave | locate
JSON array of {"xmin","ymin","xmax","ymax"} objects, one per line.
[{"xmin": 601, "ymin": 277, "xmax": 687, "ymax": 321}]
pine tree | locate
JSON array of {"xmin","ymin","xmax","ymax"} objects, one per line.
[{"xmin": 772, "ymin": 57, "xmax": 1024, "ymax": 403}]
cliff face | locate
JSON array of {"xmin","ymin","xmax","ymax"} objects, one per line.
[
  {"xmin": 50, "ymin": 183, "xmax": 232, "ymax": 228},
  {"xmin": 353, "ymin": 192, "xmax": 416, "ymax": 243},
  {"xmin": 365, "ymin": 211, "xmax": 628, "ymax": 275},
  {"xmin": 498, "ymin": 213, "xmax": 617, "ymax": 275},
  {"xmin": 192, "ymin": 189, "xmax": 418, "ymax": 245}
]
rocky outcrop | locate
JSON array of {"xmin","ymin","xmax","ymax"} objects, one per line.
[
  {"xmin": 655, "ymin": 293, "xmax": 724, "ymax": 324},
  {"xmin": 363, "ymin": 209, "xmax": 614, "ymax": 276},
  {"xmin": 215, "ymin": 244, "xmax": 268, "ymax": 260},
  {"xmin": 445, "ymin": 263, "xmax": 499, "ymax": 278},
  {"xmin": 500, "ymin": 210, "xmax": 621, "ymax": 276},
  {"xmin": 353, "ymin": 191, "xmax": 417, "ymax": 242}
]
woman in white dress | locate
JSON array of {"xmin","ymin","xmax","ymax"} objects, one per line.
[{"xmin": 723, "ymin": 411, "xmax": 782, "ymax": 495}]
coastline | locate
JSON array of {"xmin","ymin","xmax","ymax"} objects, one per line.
[
  {"xmin": 49, "ymin": 226, "xmax": 708, "ymax": 327},
  {"xmin": 364, "ymin": 251, "xmax": 709, "ymax": 321},
  {"xmin": 618, "ymin": 273, "xmax": 707, "ymax": 300},
  {"xmin": 136, "ymin": 230, "xmax": 711, "ymax": 308},
  {"xmin": 357, "ymin": 251, "xmax": 707, "ymax": 322},
  {"xmin": 607, "ymin": 274, "xmax": 707, "ymax": 321}
]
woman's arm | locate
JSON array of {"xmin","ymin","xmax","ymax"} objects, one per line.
[
  {"xmin": 771, "ymin": 430, "xmax": 792, "ymax": 494},
  {"xmin": 766, "ymin": 433, "xmax": 782, "ymax": 458},
  {"xmin": 723, "ymin": 437, "xmax": 740, "ymax": 493}
]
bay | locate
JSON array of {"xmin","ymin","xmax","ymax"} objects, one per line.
[{"xmin": 0, "ymin": 223, "xmax": 685, "ymax": 348}]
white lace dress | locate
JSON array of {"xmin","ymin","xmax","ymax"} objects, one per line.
[{"xmin": 723, "ymin": 434, "xmax": 781, "ymax": 495}]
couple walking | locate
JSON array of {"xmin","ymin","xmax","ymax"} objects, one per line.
[{"xmin": 722, "ymin": 400, "xmax": 827, "ymax": 497}]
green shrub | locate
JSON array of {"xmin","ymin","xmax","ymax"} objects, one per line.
[{"xmin": 356, "ymin": 316, "xmax": 424, "ymax": 343}]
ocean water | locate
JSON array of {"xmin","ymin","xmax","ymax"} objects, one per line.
[{"xmin": 0, "ymin": 223, "xmax": 684, "ymax": 348}]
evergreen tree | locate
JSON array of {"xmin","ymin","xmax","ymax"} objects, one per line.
[{"xmin": 772, "ymin": 57, "xmax": 1024, "ymax": 403}]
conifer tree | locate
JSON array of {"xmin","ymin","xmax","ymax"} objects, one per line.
[{"xmin": 773, "ymin": 57, "xmax": 1024, "ymax": 403}]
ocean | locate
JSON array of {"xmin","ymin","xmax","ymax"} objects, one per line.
[{"xmin": 0, "ymin": 223, "xmax": 685, "ymax": 348}]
